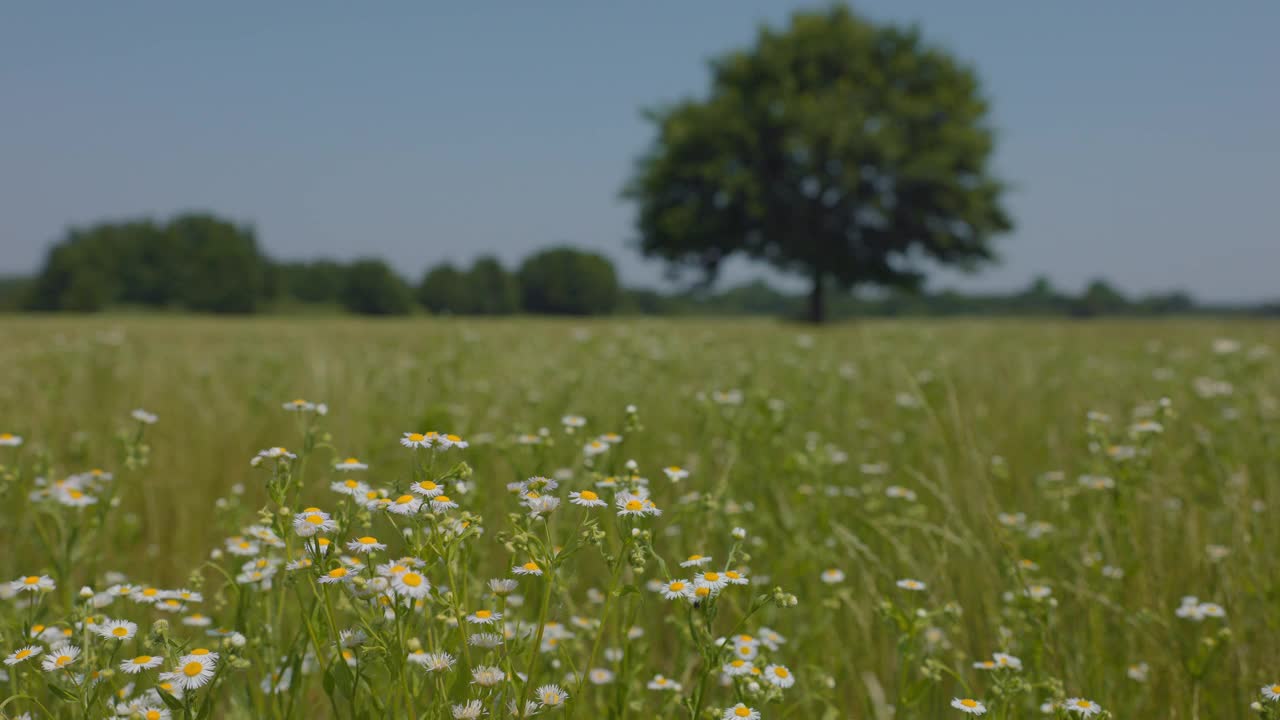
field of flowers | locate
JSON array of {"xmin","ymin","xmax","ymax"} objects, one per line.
[{"xmin": 1, "ymin": 316, "xmax": 1278, "ymax": 719}]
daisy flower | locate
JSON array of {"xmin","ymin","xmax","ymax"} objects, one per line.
[
  {"xmin": 663, "ymin": 466, "xmax": 689, "ymax": 482},
  {"xmin": 488, "ymin": 578, "xmax": 518, "ymax": 595},
  {"xmin": 334, "ymin": 457, "xmax": 367, "ymax": 471},
  {"xmin": 537, "ymin": 684, "xmax": 568, "ymax": 707},
  {"xmin": 0, "ymin": 432, "xmax": 23, "ymax": 447},
  {"xmin": 96, "ymin": 619, "xmax": 138, "ymax": 641},
  {"xmin": 429, "ymin": 495, "xmax": 460, "ymax": 512},
  {"xmin": 583, "ymin": 439, "xmax": 609, "ymax": 457},
  {"xmin": 695, "ymin": 571, "xmax": 729, "ymax": 592},
  {"xmin": 471, "ymin": 665, "xmax": 506, "ymax": 687},
  {"xmin": 466, "ymin": 609, "xmax": 502, "ymax": 625},
  {"xmin": 121, "ymin": 655, "xmax": 164, "ymax": 674},
  {"xmin": 293, "ymin": 509, "xmax": 337, "ymax": 537},
  {"xmin": 562, "ymin": 415, "xmax": 586, "ymax": 430},
  {"xmin": 589, "ymin": 668, "xmax": 614, "ymax": 684},
  {"xmin": 648, "ymin": 674, "xmax": 682, "ymax": 691},
  {"xmin": 182, "ymin": 614, "xmax": 212, "ymax": 628},
  {"xmin": 420, "ymin": 652, "xmax": 455, "ymax": 672},
  {"xmin": 391, "ymin": 570, "xmax": 431, "ymax": 598},
  {"xmin": 4, "ymin": 646, "xmax": 41, "ymax": 666},
  {"xmin": 250, "ymin": 447, "xmax": 295, "ymax": 466},
  {"xmin": 569, "ymin": 490, "xmax": 606, "ymax": 508},
  {"xmin": 763, "ymin": 664, "xmax": 795, "ymax": 688},
  {"xmin": 452, "ymin": 700, "xmax": 484, "ymax": 719},
  {"xmin": 283, "ymin": 399, "xmax": 315, "ymax": 412},
  {"xmin": 513, "ymin": 561, "xmax": 543, "ymax": 576},
  {"xmin": 331, "ymin": 478, "xmax": 369, "ymax": 496},
  {"xmin": 896, "ymin": 578, "xmax": 926, "ymax": 592},
  {"xmin": 411, "ymin": 480, "xmax": 445, "ymax": 498},
  {"xmin": 1025, "ymin": 584, "xmax": 1052, "ymax": 600},
  {"xmin": 318, "ymin": 567, "xmax": 354, "ymax": 585},
  {"xmin": 951, "ymin": 698, "xmax": 987, "ymax": 715},
  {"xmin": 659, "ymin": 579, "xmax": 692, "ymax": 600},
  {"xmin": 437, "ymin": 433, "xmax": 468, "ymax": 449},
  {"xmin": 1261, "ymin": 683, "xmax": 1280, "ymax": 701},
  {"xmin": 616, "ymin": 492, "xmax": 651, "ymax": 517},
  {"xmin": 11, "ymin": 575, "xmax": 55, "ymax": 593},
  {"xmin": 722, "ymin": 704, "xmax": 760, "ymax": 720},
  {"xmin": 41, "ymin": 644, "xmax": 81, "ymax": 672},
  {"xmin": 468, "ymin": 633, "xmax": 503, "ymax": 649},
  {"xmin": 168, "ymin": 655, "xmax": 216, "ymax": 690},
  {"xmin": 131, "ymin": 409, "xmax": 158, "ymax": 424},
  {"xmin": 347, "ymin": 536, "xmax": 386, "ymax": 554},
  {"xmin": 821, "ymin": 568, "xmax": 846, "ymax": 584},
  {"xmin": 401, "ymin": 432, "xmax": 432, "ymax": 449},
  {"xmin": 681, "ymin": 554, "xmax": 712, "ymax": 568},
  {"xmin": 387, "ymin": 494, "xmax": 423, "ymax": 515},
  {"xmin": 139, "ymin": 707, "xmax": 170, "ymax": 720},
  {"xmin": 724, "ymin": 570, "xmax": 749, "ymax": 585},
  {"xmin": 993, "ymin": 653, "xmax": 1022, "ymax": 670},
  {"xmin": 1064, "ymin": 698, "xmax": 1102, "ymax": 716}
]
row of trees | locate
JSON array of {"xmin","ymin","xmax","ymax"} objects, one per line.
[{"xmin": 13, "ymin": 213, "xmax": 621, "ymax": 316}]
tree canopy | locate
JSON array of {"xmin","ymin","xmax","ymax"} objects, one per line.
[
  {"xmin": 624, "ymin": 6, "xmax": 1012, "ymax": 321},
  {"xmin": 518, "ymin": 247, "xmax": 619, "ymax": 315}
]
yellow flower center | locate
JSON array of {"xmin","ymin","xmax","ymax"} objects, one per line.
[
  {"xmin": 191, "ymin": 648, "xmax": 210, "ymax": 655},
  {"xmin": 669, "ymin": 582, "xmax": 685, "ymax": 591},
  {"xmin": 1075, "ymin": 701, "xmax": 1092, "ymax": 708},
  {"xmin": 402, "ymin": 572, "xmax": 423, "ymax": 587},
  {"xmin": 774, "ymin": 667, "xmax": 789, "ymax": 677},
  {"xmin": 408, "ymin": 433, "xmax": 425, "ymax": 442},
  {"xmin": 579, "ymin": 490, "xmax": 598, "ymax": 501},
  {"xmin": 344, "ymin": 479, "xmax": 360, "ymax": 488},
  {"xmin": 55, "ymin": 654, "xmax": 72, "ymax": 667},
  {"xmin": 523, "ymin": 562, "xmax": 540, "ymax": 572},
  {"xmin": 359, "ymin": 536, "xmax": 378, "ymax": 544},
  {"xmin": 704, "ymin": 572, "xmax": 720, "ymax": 582},
  {"xmin": 625, "ymin": 499, "xmax": 643, "ymax": 511},
  {"xmin": 143, "ymin": 588, "xmax": 158, "ymax": 597},
  {"xmin": 688, "ymin": 555, "xmax": 702, "ymax": 561},
  {"xmin": 433, "ymin": 496, "xmax": 452, "ymax": 504},
  {"xmin": 160, "ymin": 682, "xmax": 174, "ymax": 691},
  {"xmin": 328, "ymin": 568, "xmax": 348, "ymax": 578},
  {"xmin": 305, "ymin": 513, "xmax": 325, "ymax": 525},
  {"xmin": 24, "ymin": 576, "xmax": 41, "ymax": 585},
  {"xmin": 727, "ymin": 571, "xmax": 741, "ymax": 579},
  {"xmin": 68, "ymin": 490, "xmax": 84, "ymax": 499},
  {"xmin": 344, "ymin": 457, "xmax": 358, "ymax": 464},
  {"xmin": 147, "ymin": 711, "xmax": 162, "ymax": 720},
  {"xmin": 735, "ymin": 708, "xmax": 751, "ymax": 718},
  {"xmin": 112, "ymin": 626, "xmax": 129, "ymax": 637},
  {"xmin": 134, "ymin": 655, "xmax": 152, "ymax": 664},
  {"xmin": 183, "ymin": 661, "xmax": 204, "ymax": 677},
  {"xmin": 395, "ymin": 495, "xmax": 415, "ymax": 504},
  {"xmin": 475, "ymin": 610, "xmax": 491, "ymax": 619},
  {"xmin": 15, "ymin": 649, "xmax": 31, "ymax": 659},
  {"xmin": 418, "ymin": 481, "xmax": 437, "ymax": 491},
  {"xmin": 731, "ymin": 660, "xmax": 745, "ymax": 668},
  {"xmin": 32, "ymin": 625, "xmax": 45, "ymax": 633},
  {"xmin": 961, "ymin": 699, "xmax": 978, "ymax": 708},
  {"xmin": 695, "ymin": 587, "xmax": 711, "ymax": 598},
  {"xmin": 446, "ymin": 434, "xmax": 461, "ymax": 442}
]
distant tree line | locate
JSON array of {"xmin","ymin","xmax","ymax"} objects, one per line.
[
  {"xmin": 6, "ymin": 214, "xmax": 621, "ymax": 316},
  {"xmin": 1, "ymin": 213, "xmax": 1276, "ymax": 318}
]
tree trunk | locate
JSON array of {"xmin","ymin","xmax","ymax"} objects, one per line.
[{"xmin": 807, "ymin": 267, "xmax": 826, "ymax": 323}]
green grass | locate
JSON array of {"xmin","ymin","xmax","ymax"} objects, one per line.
[{"xmin": 0, "ymin": 315, "xmax": 1277, "ymax": 719}]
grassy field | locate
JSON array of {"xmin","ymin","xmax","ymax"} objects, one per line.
[{"xmin": 1, "ymin": 315, "xmax": 1278, "ymax": 719}]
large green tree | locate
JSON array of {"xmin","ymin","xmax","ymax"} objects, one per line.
[
  {"xmin": 624, "ymin": 6, "xmax": 1012, "ymax": 322},
  {"xmin": 340, "ymin": 259, "xmax": 414, "ymax": 315}
]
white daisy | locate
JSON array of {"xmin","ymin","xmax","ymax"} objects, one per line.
[
  {"xmin": 167, "ymin": 655, "xmax": 216, "ymax": 690},
  {"xmin": 663, "ymin": 466, "xmax": 690, "ymax": 482},
  {"xmin": 680, "ymin": 555, "xmax": 712, "ymax": 568},
  {"xmin": 647, "ymin": 674, "xmax": 682, "ymax": 691},
  {"xmin": 11, "ymin": 575, "xmax": 55, "ymax": 593},
  {"xmin": 722, "ymin": 704, "xmax": 760, "ymax": 720},
  {"xmin": 0, "ymin": 432, "xmax": 23, "ymax": 447},
  {"xmin": 1064, "ymin": 698, "xmax": 1102, "ymax": 716},
  {"xmin": 465, "ymin": 609, "xmax": 502, "ymax": 625},
  {"xmin": 896, "ymin": 578, "xmax": 926, "ymax": 592},
  {"xmin": 659, "ymin": 579, "xmax": 692, "ymax": 600},
  {"xmin": 410, "ymin": 480, "xmax": 445, "ymax": 498},
  {"xmin": 331, "ymin": 478, "xmax": 370, "ymax": 496},
  {"xmin": 95, "ymin": 619, "xmax": 138, "ymax": 641},
  {"xmin": 821, "ymin": 568, "xmax": 845, "ymax": 584},
  {"xmin": 391, "ymin": 570, "xmax": 431, "ymax": 598},
  {"xmin": 951, "ymin": 698, "xmax": 987, "ymax": 715},
  {"xmin": 318, "ymin": 567, "xmax": 354, "ymax": 585},
  {"xmin": 763, "ymin": 664, "xmax": 794, "ymax": 688},
  {"xmin": 401, "ymin": 432, "xmax": 432, "ymax": 449},
  {"xmin": 451, "ymin": 699, "xmax": 484, "ymax": 719},
  {"xmin": 293, "ymin": 509, "xmax": 337, "ymax": 537},
  {"xmin": 1261, "ymin": 683, "xmax": 1280, "ymax": 701},
  {"xmin": 334, "ymin": 457, "xmax": 368, "ymax": 471},
  {"xmin": 41, "ymin": 644, "xmax": 81, "ymax": 672},
  {"xmin": 569, "ymin": 490, "xmax": 606, "ymax": 508},
  {"xmin": 387, "ymin": 494, "xmax": 423, "ymax": 515},
  {"xmin": 429, "ymin": 495, "xmax": 460, "ymax": 512},
  {"xmin": 513, "ymin": 561, "xmax": 543, "ymax": 576},
  {"xmin": 121, "ymin": 655, "xmax": 164, "ymax": 674},
  {"xmin": 347, "ymin": 536, "xmax": 387, "ymax": 554},
  {"xmin": 4, "ymin": 646, "xmax": 41, "ymax": 666},
  {"xmin": 537, "ymin": 684, "xmax": 568, "ymax": 707}
]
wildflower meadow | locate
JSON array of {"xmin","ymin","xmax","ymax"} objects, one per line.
[{"xmin": 1, "ymin": 316, "xmax": 1278, "ymax": 720}]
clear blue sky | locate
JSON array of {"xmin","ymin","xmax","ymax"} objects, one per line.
[{"xmin": 2, "ymin": 2, "xmax": 1277, "ymax": 301}]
